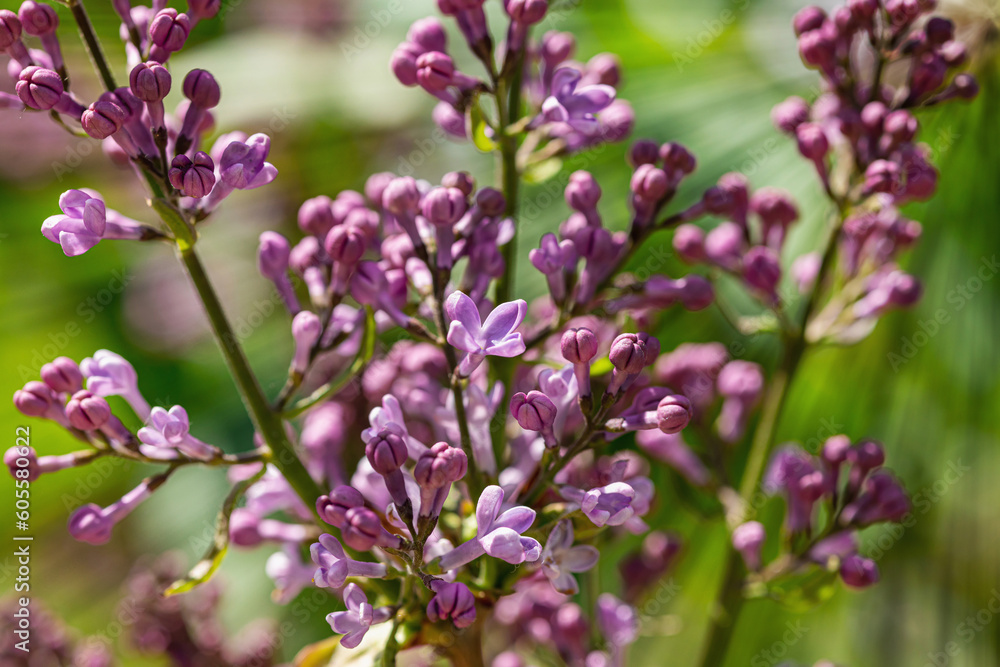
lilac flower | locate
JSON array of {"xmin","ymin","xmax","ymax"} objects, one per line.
[
  {"xmin": 426, "ymin": 580, "xmax": 477, "ymax": 628},
  {"xmin": 438, "ymin": 485, "xmax": 541, "ymax": 570},
  {"xmin": 80, "ymin": 349, "xmax": 150, "ymax": 420},
  {"xmin": 137, "ymin": 406, "xmax": 219, "ymax": 461},
  {"xmin": 445, "ymin": 291, "xmax": 527, "ymax": 375},
  {"xmin": 578, "ymin": 482, "xmax": 635, "ymax": 527},
  {"xmin": 41, "ymin": 190, "xmax": 149, "ymax": 257},
  {"xmin": 542, "ymin": 67, "xmax": 616, "ymax": 134},
  {"xmin": 204, "ymin": 133, "xmax": 278, "ymax": 211},
  {"xmin": 541, "ymin": 520, "xmax": 600, "ymax": 594},
  {"xmin": 68, "ymin": 479, "xmax": 154, "ymax": 545},
  {"xmin": 310, "ymin": 534, "xmax": 388, "ymax": 588},
  {"xmin": 326, "ymin": 583, "xmax": 394, "ymax": 649}
]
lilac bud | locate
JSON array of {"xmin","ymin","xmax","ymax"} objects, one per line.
[
  {"xmin": 433, "ymin": 101, "xmax": 468, "ymax": 138},
  {"xmin": 561, "ymin": 327, "xmax": 599, "ymax": 364},
  {"xmin": 507, "ymin": 0, "xmax": 548, "ymax": 24},
  {"xmin": 793, "ymin": 6, "xmax": 826, "ymax": 36},
  {"xmin": 673, "ymin": 224, "xmax": 705, "ymax": 263},
  {"xmin": 5, "ymin": 447, "xmax": 39, "ymax": 482},
  {"xmin": 772, "ymin": 96, "xmax": 810, "ymax": 134},
  {"xmin": 67, "ymin": 504, "xmax": 114, "ymax": 545},
  {"xmin": 750, "ymin": 188, "xmax": 798, "ymax": 232},
  {"xmin": 628, "ymin": 140, "xmax": 659, "ymax": 167},
  {"xmin": 427, "ymin": 581, "xmax": 477, "ymax": 629},
  {"xmin": 317, "ymin": 486, "xmax": 365, "ymax": 527},
  {"xmin": 416, "ymin": 51, "xmax": 455, "ymax": 92},
  {"xmin": 565, "ymin": 170, "xmax": 601, "ymax": 211},
  {"xmin": 169, "ymin": 152, "xmax": 215, "ymax": 198},
  {"xmin": 822, "ymin": 435, "xmax": 852, "ymax": 466},
  {"xmin": 510, "ymin": 391, "xmax": 557, "ymax": 432},
  {"xmin": 148, "ymin": 8, "xmax": 190, "ymax": 62},
  {"xmin": 18, "ymin": 2, "xmax": 57, "ymax": 36},
  {"xmin": 383, "ymin": 176, "xmax": 421, "ymax": 214},
  {"xmin": 13, "ymin": 381, "xmax": 58, "ymax": 417},
  {"xmin": 129, "ymin": 62, "xmax": 171, "ymax": 102},
  {"xmin": 742, "ymin": 246, "xmax": 782, "ymax": 302},
  {"xmin": 365, "ymin": 427, "xmax": 408, "ymax": 475},
  {"xmin": 407, "ymin": 17, "xmax": 447, "ymax": 52},
  {"xmin": 442, "ymin": 171, "xmax": 475, "ymax": 196},
  {"xmin": 704, "ymin": 222, "xmax": 744, "ymax": 270},
  {"xmin": 82, "ymin": 95, "xmax": 128, "ymax": 140},
  {"xmin": 609, "ymin": 333, "xmax": 646, "ymax": 374},
  {"xmin": 940, "ymin": 41, "xmax": 967, "ymax": 68},
  {"xmin": 0, "ymin": 10, "xmax": 23, "ymax": 50},
  {"xmin": 297, "ymin": 195, "xmax": 335, "ymax": 237},
  {"xmin": 630, "ymin": 164, "xmax": 669, "ymax": 203},
  {"xmin": 541, "ymin": 30, "xmax": 575, "ymax": 64},
  {"xmin": 847, "ymin": 439, "xmax": 885, "ymax": 472},
  {"xmin": 925, "ymin": 17, "xmax": 954, "ymax": 45},
  {"xmin": 909, "ymin": 53, "xmax": 946, "ymax": 99},
  {"xmin": 599, "ymin": 99, "xmax": 635, "ymax": 143},
  {"xmin": 365, "ymin": 172, "xmax": 396, "ymax": 207},
  {"xmin": 795, "ymin": 122, "xmax": 829, "ymax": 161},
  {"xmin": 732, "ymin": 521, "xmax": 765, "ymax": 571},
  {"xmin": 476, "ymin": 187, "xmax": 506, "ymax": 216},
  {"xmin": 187, "ymin": 0, "xmax": 222, "ymax": 21},
  {"xmin": 863, "ymin": 160, "xmax": 901, "ymax": 194},
  {"xmin": 840, "ymin": 555, "xmax": 879, "ymax": 588},
  {"xmin": 660, "ymin": 141, "xmax": 697, "ymax": 175},
  {"xmin": 415, "ymin": 442, "xmax": 467, "ymax": 517},
  {"xmin": 41, "ymin": 357, "xmax": 83, "ymax": 394},
  {"xmin": 16, "ymin": 66, "xmax": 62, "ymax": 110},
  {"xmin": 257, "ymin": 232, "xmax": 291, "ymax": 280},
  {"xmin": 183, "ymin": 68, "xmax": 221, "ymax": 108},
  {"xmin": 391, "ymin": 42, "xmax": 422, "ymax": 87},
  {"xmin": 656, "ymin": 394, "xmax": 691, "ymax": 434},
  {"xmin": 65, "ymin": 390, "xmax": 111, "ymax": 431},
  {"xmin": 325, "ymin": 224, "xmax": 367, "ymax": 264},
  {"xmin": 422, "ymin": 186, "xmax": 467, "ymax": 225},
  {"xmin": 341, "ymin": 506, "xmax": 382, "ymax": 551}
]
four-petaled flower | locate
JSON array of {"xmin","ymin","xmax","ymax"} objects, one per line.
[
  {"xmin": 41, "ymin": 189, "xmax": 105, "ymax": 257},
  {"xmin": 438, "ymin": 485, "xmax": 541, "ymax": 570},
  {"xmin": 137, "ymin": 405, "xmax": 218, "ymax": 461},
  {"xmin": 326, "ymin": 583, "xmax": 393, "ymax": 649},
  {"xmin": 541, "ymin": 67, "xmax": 616, "ymax": 134},
  {"xmin": 541, "ymin": 519, "xmax": 600, "ymax": 594},
  {"xmin": 445, "ymin": 291, "xmax": 527, "ymax": 376}
]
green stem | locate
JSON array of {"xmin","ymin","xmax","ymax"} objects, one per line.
[
  {"xmin": 494, "ymin": 72, "xmax": 522, "ymax": 306},
  {"xmin": 68, "ymin": 0, "xmax": 117, "ymax": 92},
  {"xmin": 177, "ymin": 246, "xmax": 324, "ymax": 514}
]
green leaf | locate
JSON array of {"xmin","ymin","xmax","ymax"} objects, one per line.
[
  {"xmin": 468, "ymin": 102, "xmax": 498, "ymax": 153},
  {"xmin": 163, "ymin": 467, "xmax": 266, "ymax": 595},
  {"xmin": 362, "ymin": 306, "xmax": 377, "ymax": 363},
  {"xmin": 523, "ymin": 157, "xmax": 563, "ymax": 184}
]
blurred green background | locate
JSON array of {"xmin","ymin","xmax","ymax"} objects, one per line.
[{"xmin": 1, "ymin": 0, "xmax": 998, "ymax": 665}]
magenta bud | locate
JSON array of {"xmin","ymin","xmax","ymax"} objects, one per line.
[
  {"xmin": 382, "ymin": 177, "xmax": 421, "ymax": 214},
  {"xmin": 297, "ymin": 195, "xmax": 335, "ymax": 237},
  {"xmin": 792, "ymin": 6, "xmax": 826, "ymax": 36},
  {"xmin": 317, "ymin": 486, "xmax": 365, "ymax": 528},
  {"xmin": 15, "ymin": 66, "xmax": 62, "ymax": 110},
  {"xmin": 5, "ymin": 447, "xmax": 40, "ymax": 482},
  {"xmin": 13, "ymin": 381, "xmax": 58, "ymax": 417},
  {"xmin": 509, "ymin": 390, "xmax": 557, "ymax": 432},
  {"xmin": 65, "ymin": 390, "xmax": 111, "ymax": 431},
  {"xmin": 407, "ymin": 17, "xmax": 447, "ymax": 52},
  {"xmin": 416, "ymin": 51, "xmax": 455, "ymax": 92},
  {"xmin": 82, "ymin": 96, "xmax": 128, "ymax": 139},
  {"xmin": 771, "ymin": 96, "xmax": 810, "ymax": 134},
  {"xmin": 0, "ymin": 10, "xmax": 23, "ymax": 50},
  {"xmin": 129, "ymin": 62, "xmax": 172, "ymax": 102},
  {"xmin": 673, "ymin": 224, "xmax": 706, "ymax": 263},
  {"xmin": 628, "ymin": 140, "xmax": 659, "ymax": 167},
  {"xmin": 148, "ymin": 9, "xmax": 190, "ymax": 61},
  {"xmin": 415, "ymin": 442, "xmax": 468, "ymax": 489},
  {"xmin": 41, "ymin": 357, "xmax": 83, "ymax": 394},
  {"xmin": 475, "ymin": 187, "xmax": 506, "ymax": 216},
  {"xmin": 365, "ymin": 427, "xmax": 408, "ymax": 475},
  {"xmin": 422, "ymin": 186, "xmax": 467, "ymax": 226},
  {"xmin": 742, "ymin": 246, "xmax": 782, "ymax": 301},
  {"xmin": 732, "ymin": 521, "xmax": 766, "ymax": 571},
  {"xmin": 391, "ymin": 42, "xmax": 422, "ymax": 87},
  {"xmin": 822, "ymin": 435, "xmax": 852, "ymax": 466},
  {"xmin": 257, "ymin": 231, "xmax": 291, "ymax": 280},
  {"xmin": 18, "ymin": 1, "xmax": 58, "ymax": 36},
  {"xmin": 187, "ymin": 0, "xmax": 222, "ymax": 21},
  {"xmin": 847, "ymin": 440, "xmax": 885, "ymax": 472},
  {"xmin": 840, "ymin": 555, "xmax": 879, "ymax": 588},
  {"xmin": 656, "ymin": 394, "xmax": 691, "ymax": 434},
  {"xmin": 341, "ymin": 506, "xmax": 382, "ymax": 551},
  {"xmin": 795, "ymin": 123, "xmax": 829, "ymax": 161},
  {"xmin": 565, "ymin": 170, "xmax": 601, "ymax": 211},
  {"xmin": 630, "ymin": 164, "xmax": 669, "ymax": 202},
  {"xmin": 325, "ymin": 224, "xmax": 367, "ymax": 265},
  {"xmin": 183, "ymin": 68, "xmax": 221, "ymax": 108},
  {"xmin": 561, "ymin": 327, "xmax": 598, "ymax": 364},
  {"xmin": 660, "ymin": 141, "xmax": 697, "ymax": 174},
  {"xmin": 609, "ymin": 333, "xmax": 646, "ymax": 374},
  {"xmin": 169, "ymin": 152, "xmax": 216, "ymax": 198}
]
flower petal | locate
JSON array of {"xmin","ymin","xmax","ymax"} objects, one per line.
[
  {"xmin": 481, "ymin": 299, "xmax": 526, "ymax": 346},
  {"xmin": 444, "ymin": 291, "xmax": 483, "ymax": 339},
  {"xmin": 562, "ymin": 545, "xmax": 600, "ymax": 572},
  {"xmin": 475, "ymin": 485, "xmax": 504, "ymax": 536}
]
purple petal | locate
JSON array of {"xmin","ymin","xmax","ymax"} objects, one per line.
[
  {"xmin": 552, "ymin": 572, "xmax": 580, "ymax": 595},
  {"xmin": 58, "ymin": 189, "xmax": 93, "ymax": 216},
  {"xmin": 563, "ymin": 84, "xmax": 617, "ymax": 114},
  {"xmin": 550, "ymin": 67, "xmax": 581, "ymax": 100},
  {"xmin": 481, "ymin": 527, "xmax": 532, "ymax": 563},
  {"xmin": 447, "ymin": 322, "xmax": 481, "ymax": 355},
  {"xmin": 484, "ymin": 334, "xmax": 526, "ymax": 359},
  {"xmin": 59, "ymin": 231, "xmax": 101, "ymax": 257},
  {"xmin": 481, "ymin": 300, "xmax": 527, "ymax": 345},
  {"xmin": 562, "ymin": 545, "xmax": 600, "ymax": 572},
  {"xmin": 445, "ymin": 291, "xmax": 482, "ymax": 339},
  {"xmin": 546, "ymin": 519, "xmax": 573, "ymax": 552},
  {"xmin": 475, "ymin": 485, "xmax": 504, "ymax": 536},
  {"xmin": 244, "ymin": 162, "xmax": 278, "ymax": 190},
  {"xmin": 542, "ymin": 97, "xmax": 570, "ymax": 123},
  {"xmin": 492, "ymin": 505, "xmax": 536, "ymax": 534},
  {"xmin": 41, "ymin": 214, "xmax": 74, "ymax": 243},
  {"xmin": 82, "ymin": 198, "xmax": 107, "ymax": 235}
]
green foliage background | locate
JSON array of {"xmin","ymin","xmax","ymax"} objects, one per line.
[{"xmin": 0, "ymin": 0, "xmax": 997, "ymax": 665}]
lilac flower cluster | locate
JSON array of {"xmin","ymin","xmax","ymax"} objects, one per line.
[{"xmin": 3, "ymin": 0, "xmax": 978, "ymax": 665}]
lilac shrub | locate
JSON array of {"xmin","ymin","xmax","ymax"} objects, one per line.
[{"xmin": 3, "ymin": 0, "xmax": 978, "ymax": 665}]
